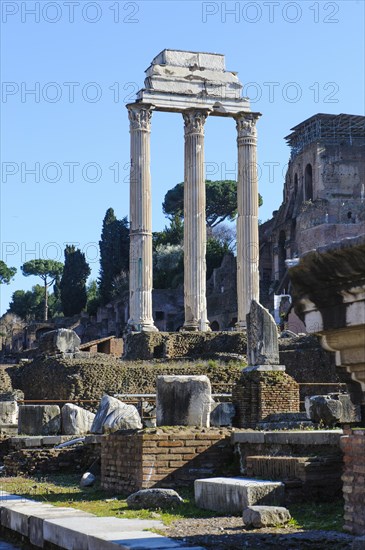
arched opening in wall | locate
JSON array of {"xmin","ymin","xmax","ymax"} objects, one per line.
[
  {"xmin": 294, "ymin": 173, "xmax": 298, "ymax": 196},
  {"xmin": 210, "ymin": 321, "xmax": 220, "ymax": 331},
  {"xmin": 305, "ymin": 164, "xmax": 313, "ymax": 201},
  {"xmin": 278, "ymin": 230, "xmax": 286, "ymax": 280}
]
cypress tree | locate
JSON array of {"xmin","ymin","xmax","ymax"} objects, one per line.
[
  {"xmin": 60, "ymin": 246, "xmax": 91, "ymax": 316},
  {"xmin": 98, "ymin": 208, "xmax": 129, "ymax": 304}
]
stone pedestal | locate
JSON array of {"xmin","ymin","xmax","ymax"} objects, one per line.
[
  {"xmin": 182, "ymin": 110, "xmax": 210, "ymax": 331},
  {"xmin": 232, "ymin": 367, "xmax": 300, "ymax": 428},
  {"xmin": 127, "ymin": 104, "xmax": 157, "ymax": 332},
  {"xmin": 235, "ymin": 113, "xmax": 261, "ymax": 329},
  {"xmin": 156, "ymin": 375, "xmax": 211, "ymax": 427}
]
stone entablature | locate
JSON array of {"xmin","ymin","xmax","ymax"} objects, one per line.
[
  {"xmin": 127, "ymin": 50, "xmax": 261, "ymax": 332},
  {"xmin": 137, "ymin": 49, "xmax": 249, "ymax": 115}
]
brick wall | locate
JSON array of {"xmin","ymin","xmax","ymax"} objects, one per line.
[
  {"xmin": 101, "ymin": 428, "xmax": 234, "ymax": 495},
  {"xmin": 232, "ymin": 370, "xmax": 299, "ymax": 428},
  {"xmin": 341, "ymin": 429, "xmax": 365, "ymax": 535}
]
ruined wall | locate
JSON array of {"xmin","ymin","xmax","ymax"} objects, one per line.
[
  {"xmin": 9, "ymin": 356, "xmax": 242, "ymax": 404},
  {"xmin": 341, "ymin": 428, "xmax": 365, "ymax": 536},
  {"xmin": 101, "ymin": 428, "xmax": 234, "ymax": 494},
  {"xmin": 279, "ymin": 335, "xmax": 343, "ymax": 407},
  {"xmin": 124, "ymin": 331, "xmax": 247, "ymax": 360},
  {"xmin": 3, "ymin": 441, "xmax": 100, "ymax": 477}
]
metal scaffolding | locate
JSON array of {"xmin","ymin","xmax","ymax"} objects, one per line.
[{"xmin": 285, "ymin": 113, "xmax": 365, "ymax": 159}]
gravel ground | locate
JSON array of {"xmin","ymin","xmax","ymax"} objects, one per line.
[{"xmin": 162, "ymin": 516, "xmax": 355, "ymax": 549}]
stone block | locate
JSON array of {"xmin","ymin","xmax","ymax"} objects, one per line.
[
  {"xmin": 242, "ymin": 505, "xmax": 291, "ymax": 528},
  {"xmin": 126, "ymin": 489, "xmax": 183, "ymax": 510},
  {"xmin": 43, "ymin": 516, "xmax": 174, "ymax": 550},
  {"xmin": 210, "ymin": 402, "xmax": 236, "ymax": 427},
  {"xmin": 18, "ymin": 405, "xmax": 61, "ymax": 436},
  {"xmin": 247, "ymin": 300, "xmax": 279, "ymax": 365},
  {"xmin": 91, "ymin": 395, "xmax": 142, "ymax": 434},
  {"xmin": 62, "ymin": 403, "xmax": 95, "ymax": 435},
  {"xmin": 38, "ymin": 328, "xmax": 80, "ymax": 356},
  {"xmin": 0, "ymin": 400, "xmax": 18, "ymax": 425},
  {"xmin": 29, "ymin": 507, "xmax": 94, "ymax": 548},
  {"xmin": 194, "ymin": 477, "xmax": 284, "ymax": 514},
  {"xmin": 306, "ymin": 393, "xmax": 361, "ymax": 426},
  {"xmin": 156, "ymin": 375, "xmax": 211, "ymax": 427}
]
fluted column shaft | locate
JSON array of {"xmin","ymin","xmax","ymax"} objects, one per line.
[
  {"xmin": 183, "ymin": 110, "xmax": 209, "ymax": 331},
  {"xmin": 127, "ymin": 104, "xmax": 157, "ymax": 332},
  {"xmin": 236, "ymin": 113, "xmax": 261, "ymax": 329}
]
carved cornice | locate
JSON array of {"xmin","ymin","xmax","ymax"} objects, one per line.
[
  {"xmin": 235, "ymin": 112, "xmax": 260, "ymax": 140},
  {"xmin": 128, "ymin": 105, "xmax": 154, "ymax": 132},
  {"xmin": 290, "ymin": 234, "xmax": 365, "ymax": 324},
  {"xmin": 183, "ymin": 110, "xmax": 209, "ymax": 136}
]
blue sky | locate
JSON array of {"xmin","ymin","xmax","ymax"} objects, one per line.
[{"xmin": 1, "ymin": 0, "xmax": 364, "ymax": 314}]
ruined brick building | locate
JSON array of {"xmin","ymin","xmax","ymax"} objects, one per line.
[{"xmin": 259, "ymin": 113, "xmax": 365, "ymax": 310}]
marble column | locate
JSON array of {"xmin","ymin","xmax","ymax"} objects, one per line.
[
  {"xmin": 235, "ymin": 112, "xmax": 261, "ymax": 329},
  {"xmin": 182, "ymin": 110, "xmax": 210, "ymax": 331},
  {"xmin": 127, "ymin": 104, "xmax": 157, "ymax": 332}
]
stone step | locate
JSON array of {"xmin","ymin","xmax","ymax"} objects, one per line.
[
  {"xmin": 244, "ymin": 455, "xmax": 342, "ymax": 502},
  {"xmin": 246, "ymin": 454, "xmax": 342, "ymax": 481},
  {"xmin": 194, "ymin": 477, "xmax": 284, "ymax": 514},
  {"xmin": 0, "ymin": 491, "xmax": 206, "ymax": 549}
]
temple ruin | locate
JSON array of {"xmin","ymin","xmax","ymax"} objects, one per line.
[{"xmin": 126, "ymin": 49, "xmax": 261, "ymax": 332}]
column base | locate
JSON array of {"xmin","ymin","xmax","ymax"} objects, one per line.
[
  {"xmin": 235, "ymin": 321, "xmax": 247, "ymax": 331},
  {"xmin": 127, "ymin": 320, "xmax": 159, "ymax": 333},
  {"xmin": 181, "ymin": 320, "xmax": 211, "ymax": 332},
  {"xmin": 181, "ymin": 322, "xmax": 199, "ymax": 332}
]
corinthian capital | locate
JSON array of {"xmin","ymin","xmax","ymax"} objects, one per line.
[
  {"xmin": 235, "ymin": 112, "xmax": 260, "ymax": 139},
  {"xmin": 183, "ymin": 110, "xmax": 209, "ymax": 136},
  {"xmin": 128, "ymin": 104, "xmax": 154, "ymax": 132}
]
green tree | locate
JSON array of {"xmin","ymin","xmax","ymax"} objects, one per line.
[
  {"xmin": 153, "ymin": 215, "xmax": 184, "ymax": 249},
  {"xmin": 60, "ymin": 246, "xmax": 91, "ymax": 317},
  {"xmin": 99, "ymin": 208, "xmax": 129, "ymax": 304},
  {"xmin": 21, "ymin": 260, "xmax": 63, "ymax": 320},
  {"xmin": 8, "ymin": 285, "xmax": 60, "ymax": 321},
  {"xmin": 0, "ymin": 261, "xmax": 17, "ymax": 285},
  {"xmin": 163, "ymin": 179, "xmax": 262, "ymax": 227},
  {"xmin": 153, "ymin": 244, "xmax": 184, "ymax": 289},
  {"xmin": 206, "ymin": 237, "xmax": 232, "ymax": 279},
  {"xmin": 86, "ymin": 280, "xmax": 101, "ymax": 316}
]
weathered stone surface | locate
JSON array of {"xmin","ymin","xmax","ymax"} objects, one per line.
[
  {"xmin": 0, "ymin": 389, "xmax": 24, "ymax": 401},
  {"xmin": 90, "ymin": 395, "xmax": 142, "ymax": 434},
  {"xmin": 195, "ymin": 477, "xmax": 285, "ymax": 514},
  {"xmin": 18, "ymin": 405, "xmax": 61, "ymax": 436},
  {"xmin": 0, "ymin": 400, "xmax": 18, "ymax": 424},
  {"xmin": 127, "ymin": 488, "xmax": 183, "ymax": 510},
  {"xmin": 247, "ymin": 300, "xmax": 279, "ymax": 365},
  {"xmin": 61, "ymin": 403, "xmax": 95, "ymax": 435},
  {"xmin": 242, "ymin": 505, "xmax": 291, "ymax": 528},
  {"xmin": 210, "ymin": 402, "xmax": 236, "ymax": 427},
  {"xmin": 80, "ymin": 472, "xmax": 96, "ymax": 487},
  {"xmin": 156, "ymin": 375, "xmax": 211, "ymax": 427},
  {"xmin": 306, "ymin": 393, "xmax": 361, "ymax": 426},
  {"xmin": 38, "ymin": 329, "xmax": 80, "ymax": 356}
]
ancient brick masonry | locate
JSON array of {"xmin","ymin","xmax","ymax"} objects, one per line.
[
  {"xmin": 101, "ymin": 428, "xmax": 234, "ymax": 494},
  {"xmin": 232, "ymin": 370, "xmax": 299, "ymax": 428},
  {"xmin": 341, "ymin": 428, "xmax": 365, "ymax": 536}
]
